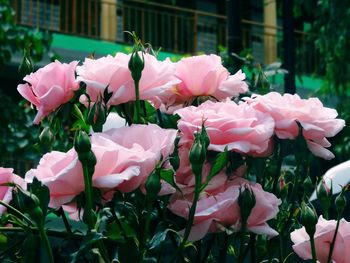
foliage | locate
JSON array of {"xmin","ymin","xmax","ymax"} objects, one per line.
[
  {"xmin": 0, "ymin": 90, "xmax": 39, "ymax": 161},
  {"xmin": 295, "ymin": 0, "xmax": 350, "ymax": 95},
  {"xmin": 0, "ymin": 0, "xmax": 51, "ymax": 65}
]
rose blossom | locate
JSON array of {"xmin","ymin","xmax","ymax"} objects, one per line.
[
  {"xmin": 17, "ymin": 60, "xmax": 79, "ymax": 124},
  {"xmin": 244, "ymin": 92, "xmax": 345, "ymax": 159},
  {"xmin": 0, "ymin": 167, "xmax": 26, "ymax": 215},
  {"xmin": 25, "ymin": 149, "xmax": 84, "ymax": 208},
  {"xmin": 175, "ymin": 99, "xmax": 275, "ymax": 156},
  {"xmin": 26, "ymin": 124, "xmax": 177, "ymax": 210},
  {"xmin": 76, "ymin": 53, "xmax": 180, "ymax": 108},
  {"xmin": 168, "ymin": 177, "xmax": 281, "ymax": 241},
  {"xmin": 162, "ymin": 54, "xmax": 248, "ymax": 111},
  {"xmin": 91, "ymin": 124, "xmax": 177, "ymax": 193},
  {"xmin": 291, "ymin": 216, "xmax": 350, "ymax": 263}
]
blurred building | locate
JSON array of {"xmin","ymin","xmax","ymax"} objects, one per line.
[{"xmin": 8, "ymin": 0, "xmax": 320, "ymax": 92}]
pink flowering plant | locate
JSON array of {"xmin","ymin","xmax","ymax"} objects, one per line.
[{"xmin": 0, "ymin": 36, "xmax": 349, "ymax": 263}]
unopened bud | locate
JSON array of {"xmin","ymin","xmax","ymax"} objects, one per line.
[
  {"xmin": 300, "ymin": 203, "xmax": 318, "ymax": 237},
  {"xmin": 128, "ymin": 50, "xmax": 144, "ymax": 83},
  {"xmin": 303, "ymin": 176, "xmax": 313, "ymax": 193},
  {"xmin": 16, "ymin": 188, "xmax": 43, "ymax": 226},
  {"xmin": 238, "ymin": 185, "xmax": 256, "ymax": 227},
  {"xmin": 74, "ymin": 130, "xmax": 91, "ymax": 153},
  {"xmin": 335, "ymin": 193, "xmax": 347, "ymax": 217},
  {"xmin": 189, "ymin": 135, "xmax": 206, "ymax": 166},
  {"xmin": 317, "ymin": 179, "xmax": 332, "ymax": 216}
]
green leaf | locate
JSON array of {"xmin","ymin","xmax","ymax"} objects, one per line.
[
  {"xmin": 148, "ymin": 228, "xmax": 180, "ymax": 251},
  {"xmin": 160, "ymin": 169, "xmax": 182, "ymax": 193},
  {"xmin": 207, "ymin": 148, "xmax": 229, "ymax": 183},
  {"xmin": 70, "ymin": 231, "xmax": 106, "ymax": 263}
]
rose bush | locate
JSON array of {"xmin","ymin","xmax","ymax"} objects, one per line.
[{"xmin": 2, "ymin": 45, "xmax": 347, "ymax": 263}]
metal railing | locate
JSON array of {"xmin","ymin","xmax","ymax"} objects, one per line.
[{"xmin": 12, "ymin": 0, "xmax": 320, "ymax": 74}]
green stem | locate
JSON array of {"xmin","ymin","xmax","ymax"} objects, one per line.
[
  {"xmin": 327, "ymin": 217, "xmax": 340, "ymax": 263},
  {"xmin": 178, "ymin": 171, "xmax": 202, "ymax": 252},
  {"xmin": 272, "ymin": 149, "xmax": 283, "ymax": 194},
  {"xmin": 250, "ymin": 234, "xmax": 256, "ymax": 263},
  {"xmin": 238, "ymin": 225, "xmax": 247, "ymax": 263},
  {"xmin": 134, "ymin": 80, "xmax": 141, "ymax": 123},
  {"xmin": 60, "ymin": 207, "xmax": 72, "ymax": 234},
  {"xmin": 310, "ymin": 235, "xmax": 317, "ymax": 263},
  {"xmin": 140, "ymin": 199, "xmax": 154, "ymax": 258},
  {"xmin": 82, "ymin": 164, "xmax": 94, "ymax": 230},
  {"xmin": 218, "ymin": 234, "xmax": 229, "ymax": 263},
  {"xmin": 39, "ymin": 226, "xmax": 54, "ymax": 263},
  {"xmin": 0, "ymin": 201, "xmax": 33, "ymax": 226},
  {"xmin": 143, "ymin": 200, "xmax": 153, "ymax": 244}
]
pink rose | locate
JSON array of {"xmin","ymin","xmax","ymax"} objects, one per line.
[
  {"xmin": 25, "ymin": 149, "xmax": 84, "ymax": 208},
  {"xmin": 26, "ymin": 124, "xmax": 177, "ymax": 208},
  {"xmin": 176, "ymin": 99, "xmax": 275, "ymax": 156},
  {"xmin": 0, "ymin": 167, "xmax": 26, "ymax": 215},
  {"xmin": 244, "ymin": 92, "xmax": 345, "ymax": 159},
  {"xmin": 91, "ymin": 124, "xmax": 177, "ymax": 193},
  {"xmin": 168, "ymin": 177, "xmax": 280, "ymax": 241},
  {"xmin": 76, "ymin": 53, "xmax": 180, "ymax": 108},
  {"xmin": 291, "ymin": 216, "xmax": 350, "ymax": 263},
  {"xmin": 162, "ymin": 54, "xmax": 248, "ymax": 111},
  {"xmin": 17, "ymin": 60, "xmax": 79, "ymax": 124}
]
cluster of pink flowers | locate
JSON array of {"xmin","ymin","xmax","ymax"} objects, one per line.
[
  {"xmin": 8, "ymin": 51, "xmax": 346, "ymax": 246},
  {"xmin": 17, "ymin": 53, "xmax": 248, "ymax": 123}
]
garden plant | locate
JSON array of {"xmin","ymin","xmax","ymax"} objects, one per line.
[{"xmin": 0, "ymin": 36, "xmax": 348, "ymax": 263}]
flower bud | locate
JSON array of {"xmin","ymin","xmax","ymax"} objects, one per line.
[
  {"xmin": 128, "ymin": 50, "xmax": 144, "ymax": 83},
  {"xmin": 335, "ymin": 193, "xmax": 347, "ymax": 217},
  {"xmin": 16, "ymin": 188, "xmax": 43, "ymax": 226},
  {"xmin": 300, "ymin": 203, "xmax": 318, "ymax": 237},
  {"xmin": 189, "ymin": 135, "xmax": 206, "ymax": 166},
  {"xmin": 238, "ymin": 185, "xmax": 256, "ymax": 228},
  {"xmin": 316, "ymin": 179, "xmax": 331, "ymax": 216},
  {"xmin": 303, "ymin": 176, "xmax": 313, "ymax": 193},
  {"xmin": 74, "ymin": 130, "xmax": 91, "ymax": 153}
]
